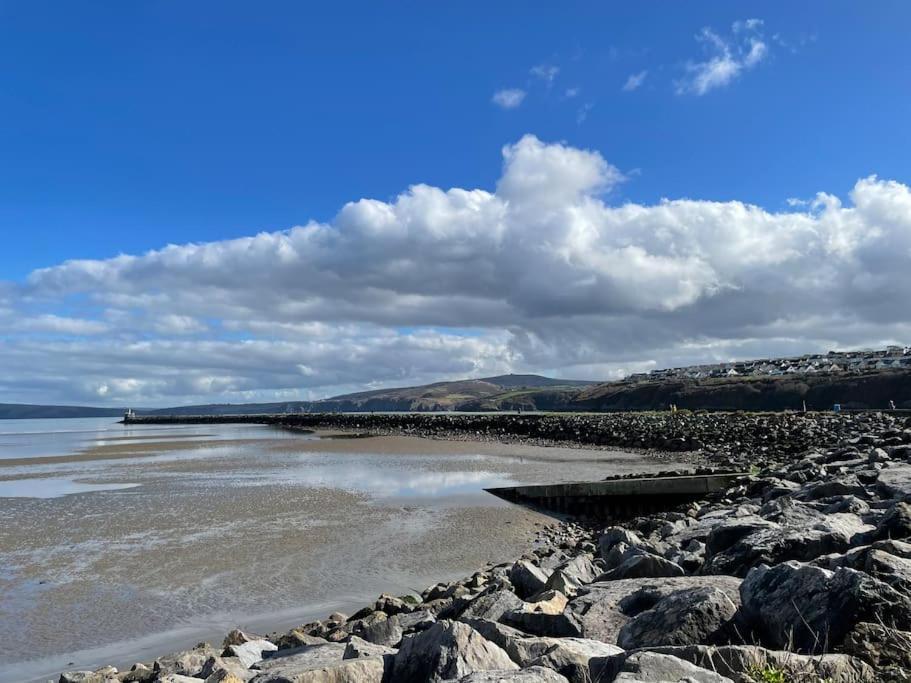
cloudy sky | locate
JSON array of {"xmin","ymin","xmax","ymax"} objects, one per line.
[{"xmin": 1, "ymin": 3, "xmax": 910, "ymax": 407}]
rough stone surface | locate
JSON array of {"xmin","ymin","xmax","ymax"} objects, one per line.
[
  {"xmin": 391, "ymin": 620, "xmax": 517, "ymax": 682},
  {"xmin": 596, "ymin": 651, "xmax": 733, "ymax": 683},
  {"xmin": 739, "ymin": 561, "xmax": 911, "ymax": 651},
  {"xmin": 456, "ymin": 668, "xmax": 568, "ymax": 682},
  {"xmin": 525, "ymin": 638, "xmax": 623, "ymax": 682},
  {"xmin": 616, "ymin": 586, "xmax": 737, "ymax": 649},
  {"xmin": 636, "ymin": 644, "xmax": 876, "ymax": 683},
  {"xmin": 566, "ymin": 576, "xmax": 742, "ymax": 645},
  {"xmin": 510, "ymin": 561, "xmax": 551, "ymax": 600},
  {"xmin": 249, "ymin": 656, "xmax": 386, "ymax": 683}
]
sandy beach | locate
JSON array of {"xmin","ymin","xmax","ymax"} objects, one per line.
[{"xmin": 0, "ymin": 419, "xmax": 684, "ymax": 682}]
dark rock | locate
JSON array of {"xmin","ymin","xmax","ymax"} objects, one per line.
[
  {"xmin": 509, "ymin": 561, "xmax": 551, "ymax": 600},
  {"xmin": 566, "ymin": 576, "xmax": 741, "ymax": 645},
  {"xmin": 595, "ymin": 550, "xmax": 684, "ymax": 581},
  {"xmin": 739, "ymin": 561, "xmax": 911, "ymax": 652},
  {"xmin": 843, "ymin": 622, "xmax": 911, "ymax": 670},
  {"xmin": 620, "ymin": 644, "xmax": 876, "ymax": 683},
  {"xmin": 616, "ymin": 586, "xmax": 737, "ymax": 649},
  {"xmin": 456, "ymin": 668, "xmax": 568, "ymax": 682},
  {"xmin": 391, "ymin": 620, "xmax": 517, "ymax": 682},
  {"xmin": 593, "ymin": 651, "xmax": 732, "ymax": 683}
]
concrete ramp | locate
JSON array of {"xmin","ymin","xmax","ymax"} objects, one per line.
[{"xmin": 485, "ymin": 472, "xmax": 747, "ymax": 521}]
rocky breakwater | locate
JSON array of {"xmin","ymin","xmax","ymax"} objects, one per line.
[
  {"xmin": 276, "ymin": 410, "xmax": 867, "ymax": 470},
  {"xmin": 61, "ymin": 412, "xmax": 911, "ymax": 682}
]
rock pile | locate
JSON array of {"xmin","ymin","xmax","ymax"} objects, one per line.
[{"xmin": 61, "ymin": 412, "xmax": 911, "ymax": 682}]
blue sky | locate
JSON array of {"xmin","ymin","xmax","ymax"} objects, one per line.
[
  {"xmin": 3, "ymin": 2, "xmax": 908, "ymax": 276},
  {"xmin": 1, "ymin": 2, "xmax": 911, "ymax": 405}
]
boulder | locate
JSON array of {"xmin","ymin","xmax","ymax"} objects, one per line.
[
  {"xmin": 525, "ymin": 638, "xmax": 622, "ymax": 683},
  {"xmin": 459, "ymin": 590, "xmax": 524, "ymax": 623},
  {"xmin": 704, "ymin": 505, "xmax": 874, "ymax": 576},
  {"xmin": 353, "ymin": 613, "xmax": 403, "ymax": 647},
  {"xmin": 391, "ymin": 620, "xmax": 517, "ymax": 682},
  {"xmin": 251, "ymin": 643, "xmax": 346, "ymax": 675},
  {"xmin": 200, "ymin": 656, "xmax": 256, "ymax": 681},
  {"xmin": 248, "ymin": 655, "xmax": 386, "ymax": 682},
  {"xmin": 227, "ymin": 639, "xmax": 279, "ymax": 669},
  {"xmin": 629, "ymin": 644, "xmax": 875, "ymax": 683},
  {"xmin": 456, "ymin": 668, "xmax": 568, "ymax": 682},
  {"xmin": 155, "ymin": 676, "xmax": 202, "ymax": 683},
  {"xmin": 522, "ymin": 590, "xmax": 568, "ymax": 616},
  {"xmin": 871, "ymin": 501, "xmax": 911, "ymax": 541},
  {"xmin": 342, "ymin": 636, "xmax": 397, "ymax": 659},
  {"xmin": 878, "ymin": 464, "xmax": 911, "ymax": 500},
  {"xmin": 59, "ymin": 671, "xmax": 119, "ymax": 683},
  {"xmin": 566, "ymin": 576, "xmax": 742, "ymax": 645},
  {"xmin": 543, "ymin": 555, "xmax": 598, "ymax": 597},
  {"xmin": 595, "ymin": 551, "xmax": 684, "ymax": 581},
  {"xmin": 594, "ymin": 651, "xmax": 732, "ymax": 683},
  {"xmin": 155, "ymin": 644, "xmax": 220, "ymax": 677},
  {"xmin": 616, "ymin": 586, "xmax": 737, "ymax": 649},
  {"xmin": 843, "ymin": 622, "xmax": 911, "ymax": 669},
  {"xmin": 510, "ymin": 561, "xmax": 551, "ymax": 600},
  {"xmin": 740, "ymin": 561, "xmax": 911, "ymax": 652},
  {"xmin": 597, "ymin": 527, "xmax": 643, "ymax": 560}
]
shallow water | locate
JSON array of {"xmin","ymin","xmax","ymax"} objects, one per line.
[{"xmin": 0, "ymin": 418, "xmax": 683, "ymax": 682}]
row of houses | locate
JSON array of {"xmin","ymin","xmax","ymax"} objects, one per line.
[{"xmin": 625, "ymin": 346, "xmax": 911, "ymax": 384}]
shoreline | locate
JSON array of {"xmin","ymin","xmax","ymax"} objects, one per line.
[{"xmin": 35, "ymin": 411, "xmax": 911, "ymax": 681}]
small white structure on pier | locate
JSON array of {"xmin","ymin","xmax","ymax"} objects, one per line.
[{"xmin": 124, "ymin": 408, "xmax": 136, "ymax": 420}]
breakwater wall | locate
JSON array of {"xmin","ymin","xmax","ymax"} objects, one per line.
[{"xmin": 123, "ymin": 410, "xmax": 883, "ymax": 469}]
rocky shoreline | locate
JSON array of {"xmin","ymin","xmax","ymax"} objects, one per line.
[{"xmin": 61, "ymin": 411, "xmax": 911, "ymax": 682}]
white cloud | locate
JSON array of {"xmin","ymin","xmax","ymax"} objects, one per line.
[
  {"xmin": 564, "ymin": 87, "xmax": 580, "ymax": 98},
  {"xmin": 622, "ymin": 70, "xmax": 648, "ymax": 92},
  {"xmin": 4, "ymin": 136, "xmax": 911, "ymax": 405},
  {"xmin": 676, "ymin": 20, "xmax": 769, "ymax": 95},
  {"xmin": 530, "ymin": 64, "xmax": 559, "ymax": 84},
  {"xmin": 492, "ymin": 88, "xmax": 526, "ymax": 109}
]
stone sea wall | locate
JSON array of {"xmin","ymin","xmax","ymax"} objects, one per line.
[{"xmin": 71, "ymin": 411, "xmax": 911, "ymax": 682}]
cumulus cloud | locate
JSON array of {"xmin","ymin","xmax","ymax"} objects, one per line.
[
  {"xmin": 3, "ymin": 136, "xmax": 911, "ymax": 405},
  {"xmin": 622, "ymin": 70, "xmax": 648, "ymax": 92},
  {"xmin": 676, "ymin": 19, "xmax": 768, "ymax": 95},
  {"xmin": 491, "ymin": 88, "xmax": 526, "ymax": 109}
]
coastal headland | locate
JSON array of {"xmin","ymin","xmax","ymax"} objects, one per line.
[{"xmin": 48, "ymin": 409, "xmax": 911, "ymax": 682}]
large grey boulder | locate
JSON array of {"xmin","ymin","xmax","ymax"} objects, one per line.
[
  {"xmin": 251, "ymin": 643, "xmax": 346, "ymax": 676},
  {"xmin": 456, "ymin": 668, "xmax": 568, "ymax": 682},
  {"xmin": 249, "ymin": 655, "xmax": 386, "ymax": 682},
  {"xmin": 627, "ymin": 645, "xmax": 875, "ymax": 683},
  {"xmin": 543, "ymin": 555, "xmax": 598, "ymax": 597},
  {"xmin": 342, "ymin": 636, "xmax": 397, "ymax": 659},
  {"xmin": 566, "ymin": 576, "xmax": 742, "ymax": 645},
  {"xmin": 843, "ymin": 622, "xmax": 911, "ymax": 670},
  {"xmin": 878, "ymin": 464, "xmax": 911, "ymax": 500},
  {"xmin": 227, "ymin": 639, "xmax": 279, "ymax": 668},
  {"xmin": 59, "ymin": 671, "xmax": 119, "ymax": 683},
  {"xmin": 596, "ymin": 550, "xmax": 685, "ymax": 581},
  {"xmin": 200, "ymin": 656, "xmax": 257, "ymax": 681},
  {"xmin": 525, "ymin": 638, "xmax": 622, "ymax": 683},
  {"xmin": 459, "ymin": 590, "xmax": 525, "ymax": 623},
  {"xmin": 740, "ymin": 561, "xmax": 911, "ymax": 652},
  {"xmin": 704, "ymin": 499, "xmax": 873, "ymax": 576},
  {"xmin": 597, "ymin": 527, "xmax": 644, "ymax": 561},
  {"xmin": 391, "ymin": 620, "xmax": 517, "ymax": 682},
  {"xmin": 595, "ymin": 651, "xmax": 732, "ymax": 683},
  {"xmin": 616, "ymin": 586, "xmax": 737, "ymax": 649},
  {"xmin": 154, "ymin": 643, "xmax": 220, "ymax": 677},
  {"xmin": 510, "ymin": 561, "xmax": 551, "ymax": 600}
]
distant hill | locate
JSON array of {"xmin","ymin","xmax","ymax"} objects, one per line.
[
  {"xmin": 143, "ymin": 374, "xmax": 597, "ymax": 415},
  {"xmin": 5, "ymin": 369, "xmax": 908, "ymax": 419},
  {"xmin": 0, "ymin": 403, "xmax": 125, "ymax": 419}
]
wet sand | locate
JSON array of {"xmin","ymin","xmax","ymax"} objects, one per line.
[{"xmin": 0, "ymin": 421, "xmax": 686, "ymax": 682}]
